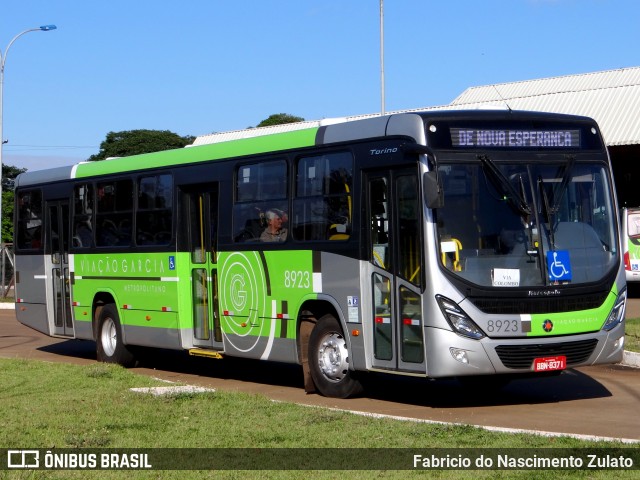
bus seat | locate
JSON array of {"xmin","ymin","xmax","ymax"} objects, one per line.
[
  {"xmin": 328, "ymin": 223, "xmax": 350, "ymax": 240},
  {"xmin": 234, "ymin": 218, "xmax": 265, "ymax": 242}
]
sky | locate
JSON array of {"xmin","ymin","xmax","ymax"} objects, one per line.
[{"xmin": 1, "ymin": 0, "xmax": 639, "ymax": 172}]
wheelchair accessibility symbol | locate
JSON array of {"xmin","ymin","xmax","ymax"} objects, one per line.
[{"xmin": 546, "ymin": 250, "xmax": 572, "ymax": 281}]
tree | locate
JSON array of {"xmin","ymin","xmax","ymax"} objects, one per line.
[
  {"xmin": 256, "ymin": 113, "xmax": 305, "ymax": 128},
  {"xmin": 2, "ymin": 164, "xmax": 27, "ymax": 244},
  {"xmin": 88, "ymin": 129, "xmax": 195, "ymax": 161},
  {"xmin": 2, "ymin": 164, "xmax": 26, "ymax": 191}
]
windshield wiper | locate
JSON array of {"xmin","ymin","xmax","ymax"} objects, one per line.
[
  {"xmin": 538, "ymin": 175, "xmax": 556, "ymax": 249},
  {"xmin": 551, "ymin": 154, "xmax": 576, "ymax": 214},
  {"xmin": 537, "ymin": 155, "xmax": 576, "ymax": 250},
  {"xmin": 478, "ymin": 154, "xmax": 531, "ymax": 217}
]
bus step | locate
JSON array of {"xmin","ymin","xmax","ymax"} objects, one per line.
[{"xmin": 188, "ymin": 349, "xmax": 224, "ymax": 359}]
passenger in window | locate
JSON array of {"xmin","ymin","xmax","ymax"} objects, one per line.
[{"xmin": 260, "ymin": 209, "xmax": 288, "ymax": 242}]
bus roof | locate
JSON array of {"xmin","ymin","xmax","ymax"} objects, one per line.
[
  {"xmin": 14, "ymin": 110, "xmax": 599, "ymax": 188},
  {"xmin": 15, "ymin": 112, "xmax": 423, "ymax": 186},
  {"xmin": 15, "ymin": 127, "xmax": 319, "ymax": 187}
]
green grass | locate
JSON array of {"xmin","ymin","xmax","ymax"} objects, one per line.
[
  {"xmin": 626, "ymin": 317, "xmax": 640, "ymax": 352},
  {"xmin": 0, "ymin": 359, "xmax": 638, "ymax": 480}
]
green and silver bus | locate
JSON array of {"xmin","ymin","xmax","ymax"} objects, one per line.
[{"xmin": 14, "ymin": 110, "xmax": 627, "ymax": 398}]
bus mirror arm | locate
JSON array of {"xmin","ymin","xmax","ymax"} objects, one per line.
[
  {"xmin": 401, "ymin": 143, "xmax": 445, "ymax": 209},
  {"xmin": 401, "ymin": 142, "xmax": 434, "ymax": 160}
]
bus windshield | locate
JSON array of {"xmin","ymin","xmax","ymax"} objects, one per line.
[{"xmin": 436, "ymin": 159, "xmax": 617, "ymax": 287}]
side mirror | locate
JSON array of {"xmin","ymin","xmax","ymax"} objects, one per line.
[{"xmin": 424, "ymin": 171, "xmax": 444, "ymax": 209}]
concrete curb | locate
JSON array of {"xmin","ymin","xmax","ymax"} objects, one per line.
[
  {"xmin": 2, "ymin": 301, "xmax": 639, "ymax": 367},
  {"xmin": 623, "ymin": 350, "xmax": 640, "ymax": 368}
]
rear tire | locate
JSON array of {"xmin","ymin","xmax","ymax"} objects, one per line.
[
  {"xmin": 308, "ymin": 314, "xmax": 362, "ymax": 398},
  {"xmin": 96, "ymin": 304, "xmax": 136, "ymax": 367}
]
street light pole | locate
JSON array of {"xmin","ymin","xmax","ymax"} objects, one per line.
[
  {"xmin": 380, "ymin": 0, "xmax": 385, "ymax": 115},
  {"xmin": 0, "ymin": 25, "xmax": 57, "ymax": 246}
]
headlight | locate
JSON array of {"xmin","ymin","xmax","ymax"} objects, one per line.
[
  {"xmin": 602, "ymin": 287, "xmax": 627, "ymax": 332},
  {"xmin": 436, "ymin": 295, "xmax": 485, "ymax": 339}
]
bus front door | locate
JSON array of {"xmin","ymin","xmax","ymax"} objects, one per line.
[
  {"xmin": 367, "ymin": 170, "xmax": 426, "ymax": 373},
  {"xmin": 46, "ymin": 200, "xmax": 74, "ymax": 337},
  {"xmin": 185, "ymin": 185, "xmax": 223, "ymax": 350}
]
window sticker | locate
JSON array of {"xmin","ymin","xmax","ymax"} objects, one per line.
[
  {"xmin": 547, "ymin": 250, "xmax": 572, "ymax": 282},
  {"xmin": 491, "ymin": 268, "xmax": 520, "ymax": 287}
]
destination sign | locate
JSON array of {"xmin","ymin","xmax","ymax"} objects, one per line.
[{"xmin": 450, "ymin": 128, "xmax": 581, "ymax": 148}]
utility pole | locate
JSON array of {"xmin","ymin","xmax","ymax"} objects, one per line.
[{"xmin": 380, "ymin": 0, "xmax": 385, "ymax": 115}]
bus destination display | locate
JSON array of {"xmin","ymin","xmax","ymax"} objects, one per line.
[{"xmin": 451, "ymin": 128, "xmax": 581, "ymax": 148}]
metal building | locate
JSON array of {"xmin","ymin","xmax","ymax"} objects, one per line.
[{"xmin": 450, "ymin": 67, "xmax": 640, "ymax": 207}]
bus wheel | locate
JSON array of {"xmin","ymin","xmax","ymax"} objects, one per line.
[
  {"xmin": 96, "ymin": 304, "xmax": 135, "ymax": 367},
  {"xmin": 309, "ymin": 314, "xmax": 362, "ymax": 398}
]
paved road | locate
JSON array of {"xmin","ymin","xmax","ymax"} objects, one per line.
[{"xmin": 1, "ymin": 304, "xmax": 639, "ymax": 443}]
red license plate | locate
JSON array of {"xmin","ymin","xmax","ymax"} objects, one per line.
[{"xmin": 533, "ymin": 355, "xmax": 566, "ymax": 372}]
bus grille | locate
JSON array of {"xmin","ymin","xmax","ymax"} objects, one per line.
[
  {"xmin": 495, "ymin": 339, "xmax": 598, "ymax": 369},
  {"xmin": 470, "ymin": 291, "xmax": 609, "ymax": 314}
]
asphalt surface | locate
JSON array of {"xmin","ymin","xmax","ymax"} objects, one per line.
[{"xmin": 1, "ymin": 300, "xmax": 639, "ymax": 443}]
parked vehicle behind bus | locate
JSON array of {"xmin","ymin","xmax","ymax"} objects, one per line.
[{"xmin": 621, "ymin": 207, "xmax": 640, "ymax": 282}]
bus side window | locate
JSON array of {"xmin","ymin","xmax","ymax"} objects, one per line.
[
  {"xmin": 96, "ymin": 179, "xmax": 133, "ymax": 247},
  {"xmin": 293, "ymin": 151, "xmax": 353, "ymax": 241},
  {"xmin": 370, "ymin": 177, "xmax": 390, "ymax": 270},
  {"xmin": 136, "ymin": 174, "xmax": 172, "ymax": 246},
  {"xmin": 16, "ymin": 189, "xmax": 43, "ymax": 250},
  {"xmin": 73, "ymin": 184, "xmax": 93, "ymax": 248},
  {"xmin": 397, "ymin": 174, "xmax": 422, "ymax": 287},
  {"xmin": 233, "ymin": 160, "xmax": 287, "ymax": 243}
]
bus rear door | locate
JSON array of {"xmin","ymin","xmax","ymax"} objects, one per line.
[
  {"xmin": 184, "ymin": 185, "xmax": 223, "ymax": 350},
  {"xmin": 46, "ymin": 199, "xmax": 74, "ymax": 336}
]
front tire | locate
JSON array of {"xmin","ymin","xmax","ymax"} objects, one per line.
[
  {"xmin": 96, "ymin": 304, "xmax": 136, "ymax": 367},
  {"xmin": 308, "ymin": 314, "xmax": 362, "ymax": 398}
]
